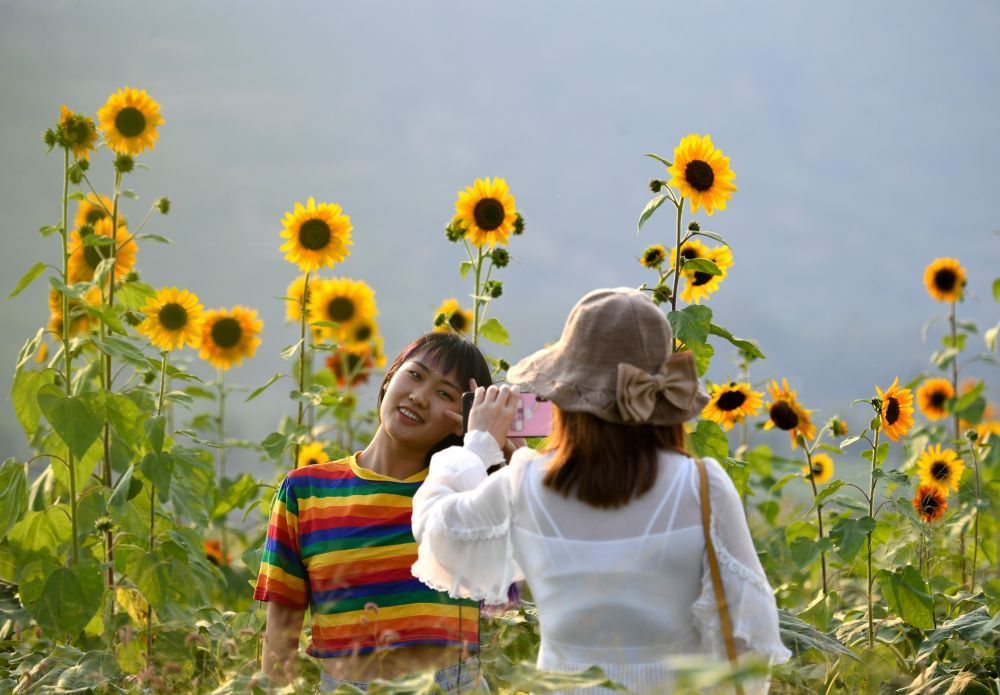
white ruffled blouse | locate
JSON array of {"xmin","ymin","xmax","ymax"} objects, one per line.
[{"xmin": 412, "ymin": 431, "xmax": 791, "ymax": 694}]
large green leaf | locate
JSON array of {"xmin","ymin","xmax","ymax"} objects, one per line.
[
  {"xmin": 877, "ymin": 566, "xmax": 935, "ymax": 629},
  {"xmin": 708, "ymin": 323, "xmax": 766, "ymax": 360},
  {"xmin": 139, "ymin": 451, "xmax": 174, "ymax": 501},
  {"xmin": 916, "ymin": 607, "xmax": 1000, "ymax": 660},
  {"xmin": 689, "ymin": 419, "xmax": 729, "ymax": 462},
  {"xmin": 11, "ymin": 368, "xmax": 56, "ymax": 437},
  {"xmin": 7, "ymin": 506, "xmax": 72, "ymax": 563},
  {"xmin": 778, "ymin": 608, "xmax": 860, "ymax": 661},
  {"xmin": 213, "ymin": 474, "xmax": 260, "ymax": 519},
  {"xmin": 668, "ymin": 305, "xmax": 713, "ymax": 345},
  {"xmin": 31, "ymin": 561, "xmax": 103, "ymax": 638},
  {"xmin": 829, "ymin": 515, "xmax": 876, "ymax": 562},
  {"xmin": 637, "ymin": 193, "xmax": 669, "ymax": 232},
  {"xmin": 127, "ymin": 551, "xmax": 174, "ymax": 613},
  {"xmin": 0, "ymin": 459, "xmax": 28, "ymax": 540},
  {"xmin": 8, "ymin": 261, "xmax": 47, "ymax": 298},
  {"xmin": 36, "ymin": 384, "xmax": 103, "ymax": 460},
  {"xmin": 480, "ymin": 318, "xmax": 511, "ymax": 345}
]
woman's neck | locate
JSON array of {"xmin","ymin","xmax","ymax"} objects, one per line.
[{"xmin": 359, "ymin": 427, "xmax": 429, "ymax": 481}]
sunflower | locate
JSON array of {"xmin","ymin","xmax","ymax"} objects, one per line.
[
  {"xmin": 876, "ymin": 378, "xmax": 915, "ymax": 442},
  {"xmin": 97, "ymin": 87, "xmax": 164, "ymax": 155},
  {"xmin": 666, "ymin": 134, "xmax": 737, "ymax": 216},
  {"xmin": 279, "ymin": 197, "xmax": 353, "ymax": 272},
  {"xmin": 73, "ymin": 193, "xmax": 126, "ymax": 230},
  {"xmin": 307, "ymin": 277, "xmax": 377, "ymax": 342},
  {"xmin": 198, "ymin": 306, "xmax": 263, "ymax": 370},
  {"xmin": 59, "ymin": 105, "xmax": 98, "ymax": 160},
  {"xmin": 923, "ymin": 258, "xmax": 966, "ymax": 303},
  {"xmin": 912, "ymin": 484, "xmax": 947, "ymax": 523},
  {"xmin": 680, "ymin": 244, "xmax": 734, "ymax": 304},
  {"xmin": 641, "ymin": 244, "xmax": 667, "ymax": 269},
  {"xmin": 285, "ymin": 275, "xmax": 312, "ymax": 322},
  {"xmin": 763, "ymin": 378, "xmax": 816, "ymax": 448},
  {"xmin": 204, "ymin": 539, "xmax": 228, "ymax": 567},
  {"xmin": 915, "ymin": 444, "xmax": 964, "ymax": 495},
  {"xmin": 138, "ymin": 287, "xmax": 204, "ymax": 351},
  {"xmin": 432, "ymin": 298, "xmax": 473, "ymax": 335},
  {"xmin": 47, "ymin": 287, "xmax": 101, "ymax": 337},
  {"xmin": 454, "ymin": 177, "xmax": 518, "ymax": 248},
  {"xmin": 342, "ymin": 317, "xmax": 380, "ymax": 351},
  {"xmin": 67, "ymin": 217, "xmax": 137, "ymax": 284},
  {"xmin": 327, "ymin": 350, "xmax": 375, "ymax": 388},
  {"xmin": 297, "ymin": 441, "xmax": 328, "ymax": 469},
  {"xmin": 803, "ymin": 453, "xmax": 835, "ymax": 485},
  {"xmin": 916, "ymin": 378, "xmax": 954, "ymax": 421},
  {"xmin": 701, "ymin": 381, "xmax": 763, "ymax": 431}
]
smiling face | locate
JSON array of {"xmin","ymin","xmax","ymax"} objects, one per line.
[{"xmin": 379, "ymin": 350, "xmax": 466, "ymax": 453}]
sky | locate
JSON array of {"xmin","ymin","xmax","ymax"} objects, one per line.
[{"xmin": 1, "ymin": 0, "xmax": 998, "ymax": 477}]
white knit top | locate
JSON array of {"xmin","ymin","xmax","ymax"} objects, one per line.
[{"xmin": 411, "ymin": 431, "xmax": 791, "ymax": 694}]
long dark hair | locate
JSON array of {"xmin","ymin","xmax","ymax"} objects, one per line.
[
  {"xmin": 542, "ymin": 407, "xmax": 689, "ymax": 508},
  {"xmin": 377, "ymin": 332, "xmax": 492, "ymax": 464}
]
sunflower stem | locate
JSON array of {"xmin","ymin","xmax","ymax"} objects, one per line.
[
  {"xmin": 803, "ymin": 446, "xmax": 828, "ymax": 595},
  {"xmin": 293, "ymin": 272, "xmax": 311, "ymax": 469},
  {"xmin": 217, "ymin": 367, "xmax": 229, "ymax": 560},
  {"xmin": 969, "ymin": 441, "xmax": 982, "ymax": 592},
  {"xmin": 948, "ymin": 299, "xmax": 968, "ymax": 585},
  {"xmin": 147, "ymin": 351, "xmax": 168, "ymax": 672},
  {"xmin": 866, "ymin": 420, "xmax": 881, "ymax": 650},
  {"xmin": 472, "ymin": 246, "xmax": 485, "ymax": 347}
]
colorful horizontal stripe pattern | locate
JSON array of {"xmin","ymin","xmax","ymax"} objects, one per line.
[{"xmin": 253, "ymin": 455, "xmax": 479, "ymax": 658}]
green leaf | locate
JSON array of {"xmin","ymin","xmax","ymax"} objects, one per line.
[
  {"xmin": 128, "ymin": 551, "xmax": 174, "ymax": 613},
  {"xmin": 949, "ymin": 381, "xmax": 984, "ymax": 419},
  {"xmin": 459, "ymin": 261, "xmax": 475, "ymax": 279},
  {"xmin": 120, "ymin": 188, "xmax": 138, "ymax": 199},
  {"xmin": 637, "ymin": 194, "xmax": 669, "ymax": 233},
  {"xmin": 170, "ymin": 446, "xmax": 215, "ymax": 528},
  {"xmin": 985, "ymin": 321, "xmax": 999, "ymax": 353},
  {"xmin": 643, "ymin": 152, "xmax": 672, "ymax": 168},
  {"xmin": 139, "ymin": 452, "xmax": 174, "ymax": 500},
  {"xmin": 668, "ymin": 305, "xmax": 713, "ymax": 345},
  {"xmin": 38, "ymin": 223, "xmax": 61, "ymax": 237},
  {"xmin": 768, "ymin": 472, "xmax": 800, "ymax": 494},
  {"xmin": 805, "ymin": 479, "xmax": 846, "ymax": 512},
  {"xmin": 116, "ymin": 281, "xmax": 156, "ymax": 309},
  {"xmin": 93, "ymin": 335, "xmax": 148, "ymax": 367},
  {"xmin": 689, "ymin": 419, "xmax": 729, "ymax": 462},
  {"xmin": 690, "ymin": 229, "xmax": 732, "ymax": 247},
  {"xmin": 82, "ymin": 302, "xmax": 126, "ymax": 334},
  {"xmin": 135, "ymin": 233, "xmax": 171, "ymax": 244},
  {"xmin": 917, "ymin": 607, "xmax": 1000, "ymax": 660},
  {"xmin": 877, "ymin": 566, "xmax": 935, "ymax": 629},
  {"xmin": 261, "ymin": 432, "xmax": 288, "ymax": 461},
  {"xmin": 839, "ymin": 434, "xmax": 864, "ymax": 450},
  {"xmin": 0, "ymin": 459, "xmax": 28, "ymax": 539},
  {"xmin": 36, "ymin": 384, "xmax": 103, "ymax": 460},
  {"xmin": 789, "ymin": 536, "xmax": 833, "ymax": 568},
  {"xmin": 721, "ymin": 457, "xmax": 749, "ymax": 497},
  {"xmin": 280, "ymin": 340, "xmax": 303, "ymax": 360},
  {"xmin": 246, "ymin": 373, "xmax": 287, "ymax": 403},
  {"xmin": 143, "ymin": 415, "xmax": 166, "ymax": 454},
  {"xmin": 993, "ymin": 277, "xmax": 1000, "ymax": 302},
  {"xmin": 11, "ymin": 368, "xmax": 56, "ymax": 437},
  {"xmin": 707, "ymin": 323, "xmax": 765, "ymax": 359},
  {"xmin": 7, "ymin": 506, "xmax": 72, "ymax": 562},
  {"xmin": 31, "ymin": 561, "xmax": 103, "ymax": 638},
  {"xmin": 681, "ymin": 258, "xmax": 721, "ymax": 276},
  {"xmin": 687, "ymin": 339, "xmax": 714, "ymax": 376},
  {"xmin": 7, "ymin": 262, "xmax": 47, "ymax": 298},
  {"xmin": 860, "ymin": 441, "xmax": 889, "ymax": 467},
  {"xmin": 15, "ymin": 328, "xmax": 46, "ymax": 372},
  {"xmin": 829, "ymin": 515, "xmax": 876, "ymax": 562},
  {"xmin": 778, "ymin": 609, "xmax": 861, "ymax": 661},
  {"xmin": 108, "ymin": 463, "xmax": 138, "ymax": 518},
  {"xmin": 480, "ymin": 318, "xmax": 511, "ymax": 345},
  {"xmin": 213, "ymin": 474, "xmax": 259, "ymax": 519}
]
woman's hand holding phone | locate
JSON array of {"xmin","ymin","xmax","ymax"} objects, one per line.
[{"xmin": 466, "ymin": 381, "xmax": 520, "ymax": 450}]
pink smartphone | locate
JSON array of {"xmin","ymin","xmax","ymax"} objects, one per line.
[{"xmin": 461, "ymin": 391, "xmax": 553, "ymax": 438}]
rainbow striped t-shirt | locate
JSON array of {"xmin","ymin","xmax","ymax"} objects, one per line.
[{"xmin": 253, "ymin": 455, "xmax": 480, "ymax": 658}]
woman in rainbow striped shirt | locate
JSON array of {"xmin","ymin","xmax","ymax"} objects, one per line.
[{"xmin": 254, "ymin": 333, "xmax": 493, "ymax": 693}]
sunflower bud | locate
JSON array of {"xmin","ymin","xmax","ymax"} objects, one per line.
[
  {"xmin": 484, "ymin": 280, "xmax": 503, "ymax": 298},
  {"xmin": 434, "ymin": 313, "xmax": 447, "ymax": 327},
  {"xmin": 76, "ymin": 157, "xmax": 90, "ymax": 172},
  {"xmin": 498, "ymin": 359, "xmax": 510, "ymax": 371},
  {"xmin": 512, "ymin": 213, "xmax": 525, "ymax": 236},
  {"xmin": 143, "ymin": 371, "xmax": 156, "ymax": 385},
  {"xmin": 68, "ymin": 165, "xmax": 84, "ymax": 185},
  {"xmin": 43, "ymin": 128, "xmax": 58, "ymax": 150},
  {"xmin": 94, "ymin": 515, "xmax": 115, "ymax": 534},
  {"xmin": 490, "ymin": 248, "xmax": 510, "ymax": 268},
  {"xmin": 966, "ymin": 429, "xmax": 978, "ymax": 442},
  {"xmin": 828, "ymin": 417, "xmax": 849, "ymax": 437},
  {"xmin": 688, "ymin": 221, "xmax": 700, "ymax": 232},
  {"xmin": 340, "ymin": 392, "xmax": 357, "ymax": 409},
  {"xmin": 125, "ymin": 270, "xmax": 141, "ymax": 283},
  {"xmin": 444, "ymin": 221, "xmax": 466, "ymax": 243},
  {"xmin": 124, "ymin": 311, "xmax": 143, "ymax": 327},
  {"xmin": 651, "ymin": 284, "xmax": 671, "ymax": 305},
  {"xmin": 114, "ymin": 154, "xmax": 135, "ymax": 174},
  {"xmin": 155, "ymin": 197, "xmax": 171, "ymax": 215},
  {"xmin": 649, "ymin": 179, "xmax": 663, "ymax": 193}
]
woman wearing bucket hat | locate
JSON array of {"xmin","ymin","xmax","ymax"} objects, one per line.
[{"xmin": 412, "ymin": 287, "xmax": 790, "ymax": 694}]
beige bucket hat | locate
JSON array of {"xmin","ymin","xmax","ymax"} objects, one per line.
[{"xmin": 507, "ymin": 287, "xmax": 709, "ymax": 425}]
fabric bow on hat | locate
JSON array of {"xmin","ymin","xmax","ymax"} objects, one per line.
[{"xmin": 616, "ymin": 351, "xmax": 701, "ymax": 423}]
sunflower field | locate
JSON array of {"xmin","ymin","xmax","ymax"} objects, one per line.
[{"xmin": 1, "ymin": 88, "xmax": 998, "ymax": 695}]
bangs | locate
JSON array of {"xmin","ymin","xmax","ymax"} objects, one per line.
[{"xmin": 378, "ymin": 332, "xmax": 492, "ymax": 411}]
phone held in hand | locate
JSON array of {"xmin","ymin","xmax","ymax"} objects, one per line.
[{"xmin": 461, "ymin": 390, "xmax": 553, "ymax": 438}]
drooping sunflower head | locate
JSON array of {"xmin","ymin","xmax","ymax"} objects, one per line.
[
  {"xmin": 59, "ymin": 105, "xmax": 98, "ymax": 160},
  {"xmin": 923, "ymin": 258, "xmax": 966, "ymax": 303},
  {"xmin": 679, "ymin": 244, "xmax": 734, "ymax": 304},
  {"xmin": 912, "ymin": 484, "xmax": 947, "ymax": 523},
  {"xmin": 915, "ymin": 444, "xmax": 964, "ymax": 494},
  {"xmin": 763, "ymin": 378, "xmax": 816, "ymax": 448},
  {"xmin": 432, "ymin": 298, "xmax": 473, "ymax": 335},
  {"xmin": 280, "ymin": 197, "xmax": 353, "ymax": 272},
  {"xmin": 916, "ymin": 377, "xmax": 954, "ymax": 421},
  {"xmin": 307, "ymin": 277, "xmax": 378, "ymax": 342},
  {"xmin": 198, "ymin": 306, "xmax": 263, "ymax": 371},
  {"xmin": 454, "ymin": 177, "xmax": 518, "ymax": 248},
  {"xmin": 803, "ymin": 453, "xmax": 835, "ymax": 485},
  {"xmin": 701, "ymin": 381, "xmax": 763, "ymax": 431},
  {"xmin": 876, "ymin": 377, "xmax": 915, "ymax": 442},
  {"xmin": 67, "ymin": 217, "xmax": 137, "ymax": 284},
  {"xmin": 297, "ymin": 441, "xmax": 328, "ymax": 469},
  {"xmin": 96, "ymin": 87, "xmax": 164, "ymax": 155},
  {"xmin": 74, "ymin": 193, "xmax": 126, "ymax": 230},
  {"xmin": 47, "ymin": 287, "xmax": 101, "ymax": 337},
  {"xmin": 640, "ymin": 244, "xmax": 667, "ymax": 269},
  {"xmin": 285, "ymin": 275, "xmax": 312, "ymax": 322},
  {"xmin": 666, "ymin": 134, "xmax": 737, "ymax": 216},
  {"xmin": 138, "ymin": 287, "xmax": 204, "ymax": 351}
]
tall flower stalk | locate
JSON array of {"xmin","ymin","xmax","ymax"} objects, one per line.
[{"xmin": 293, "ymin": 272, "xmax": 311, "ymax": 469}]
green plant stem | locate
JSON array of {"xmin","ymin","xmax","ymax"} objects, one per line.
[
  {"xmin": 217, "ymin": 367, "xmax": 228, "ymax": 560},
  {"xmin": 670, "ymin": 197, "xmax": 685, "ymax": 323},
  {"xmin": 866, "ymin": 425, "xmax": 881, "ymax": 649},
  {"xmin": 59, "ymin": 147, "xmax": 79, "ymax": 566},
  {"xmin": 969, "ymin": 442, "xmax": 982, "ymax": 592},
  {"xmin": 472, "ymin": 246, "xmax": 484, "ymax": 346},
  {"xmin": 949, "ymin": 300, "xmax": 968, "ymax": 585},
  {"xmin": 292, "ymin": 272, "xmax": 311, "ymax": 469},
  {"xmin": 147, "ymin": 351, "xmax": 168, "ymax": 670},
  {"xmin": 803, "ymin": 447, "xmax": 828, "ymax": 595}
]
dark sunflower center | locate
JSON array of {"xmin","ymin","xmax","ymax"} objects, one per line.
[
  {"xmin": 933, "ymin": 268, "xmax": 957, "ymax": 292},
  {"xmin": 85, "ymin": 208, "xmax": 106, "ymax": 225},
  {"xmin": 211, "ymin": 317, "xmax": 242, "ymax": 349},
  {"xmin": 691, "ymin": 271, "xmax": 713, "ymax": 286},
  {"xmin": 306, "ymin": 458, "xmax": 318, "ymax": 466},
  {"xmin": 114, "ymin": 107, "xmax": 147, "ymax": 138},
  {"xmin": 885, "ymin": 397, "xmax": 900, "ymax": 425},
  {"xmin": 346, "ymin": 354, "xmax": 364, "ymax": 372},
  {"xmin": 80, "ymin": 228, "xmax": 111, "ymax": 269},
  {"xmin": 644, "ymin": 249, "xmax": 663, "ymax": 264},
  {"xmin": 68, "ymin": 119, "xmax": 91, "ymax": 144},
  {"xmin": 929, "ymin": 391, "xmax": 947, "ymax": 408},
  {"xmin": 930, "ymin": 461, "xmax": 950, "ymax": 481},
  {"xmin": 449, "ymin": 311, "xmax": 467, "ymax": 331},
  {"xmin": 158, "ymin": 303, "xmax": 188, "ymax": 330},
  {"xmin": 473, "ymin": 198, "xmax": 506, "ymax": 231},
  {"xmin": 716, "ymin": 390, "xmax": 747, "ymax": 412},
  {"xmin": 770, "ymin": 401, "xmax": 799, "ymax": 430},
  {"xmin": 681, "ymin": 247, "xmax": 700, "ymax": 260},
  {"xmin": 326, "ymin": 297, "xmax": 355, "ymax": 322},
  {"xmin": 685, "ymin": 160, "xmax": 715, "ymax": 192},
  {"xmin": 811, "ymin": 463, "xmax": 824, "ymax": 476},
  {"xmin": 920, "ymin": 493, "xmax": 941, "ymax": 514},
  {"xmin": 299, "ymin": 219, "xmax": 332, "ymax": 250},
  {"xmin": 354, "ymin": 324, "xmax": 373, "ymax": 342}
]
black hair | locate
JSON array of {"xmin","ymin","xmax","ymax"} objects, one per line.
[{"xmin": 377, "ymin": 332, "xmax": 492, "ymax": 464}]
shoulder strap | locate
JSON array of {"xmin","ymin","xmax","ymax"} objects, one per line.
[{"xmin": 695, "ymin": 457, "xmax": 745, "ymax": 695}]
